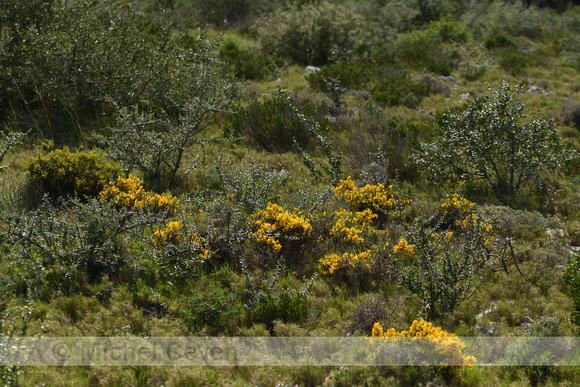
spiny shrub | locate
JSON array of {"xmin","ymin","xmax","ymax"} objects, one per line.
[
  {"xmin": 227, "ymin": 91, "xmax": 329, "ymax": 152},
  {"xmin": 397, "ymin": 196, "xmax": 494, "ymax": 318},
  {"xmin": 334, "ymin": 176, "xmax": 411, "ymax": 218},
  {"xmin": 152, "ymin": 220, "xmax": 211, "ymax": 281},
  {"xmin": 256, "ymin": 2, "xmax": 367, "ymax": 66},
  {"xmin": 99, "ymin": 175, "xmax": 179, "ymax": 215},
  {"xmin": 368, "ymin": 320, "xmax": 476, "ymax": 379},
  {"xmin": 319, "ymin": 177, "xmax": 410, "ymax": 287},
  {"xmin": 25, "ymin": 145, "xmax": 121, "ymax": 201},
  {"xmin": 251, "ymin": 202, "xmax": 312, "ymax": 256}
]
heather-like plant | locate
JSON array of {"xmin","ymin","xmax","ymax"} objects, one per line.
[{"xmin": 415, "ymin": 80, "xmax": 576, "ymax": 206}]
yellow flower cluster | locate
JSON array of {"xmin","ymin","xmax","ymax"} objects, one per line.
[
  {"xmin": 330, "ymin": 208, "xmax": 377, "ymax": 244},
  {"xmin": 456, "ymin": 213, "xmax": 493, "ymax": 232},
  {"xmin": 319, "ymin": 250, "xmax": 374, "ymax": 275},
  {"xmin": 369, "ymin": 320, "xmax": 476, "ymax": 371},
  {"xmin": 252, "ymin": 203, "xmax": 312, "ymax": 253},
  {"xmin": 334, "ymin": 177, "xmax": 411, "ymax": 212},
  {"xmin": 440, "ymin": 194, "xmax": 475, "ymax": 214},
  {"xmin": 99, "ymin": 175, "xmax": 179, "ymax": 215},
  {"xmin": 153, "ymin": 220, "xmax": 210, "ymax": 257},
  {"xmin": 393, "ymin": 238, "xmax": 415, "ymax": 256}
]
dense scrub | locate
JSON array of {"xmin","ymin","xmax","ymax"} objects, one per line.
[{"xmin": 2, "ymin": 0, "xmax": 580, "ymax": 385}]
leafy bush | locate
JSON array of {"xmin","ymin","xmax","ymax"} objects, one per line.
[
  {"xmin": 227, "ymin": 91, "xmax": 329, "ymax": 153},
  {"xmin": 256, "ymin": 2, "xmax": 368, "ymax": 66},
  {"xmin": 400, "ymin": 18, "xmax": 470, "ymax": 75},
  {"xmin": 415, "ymin": 80, "xmax": 577, "ymax": 206},
  {"xmin": 25, "ymin": 145, "xmax": 121, "ymax": 201},
  {"xmin": 219, "ymin": 34, "xmax": 275, "ymax": 80},
  {"xmin": 372, "ymin": 68, "xmax": 428, "ymax": 107}
]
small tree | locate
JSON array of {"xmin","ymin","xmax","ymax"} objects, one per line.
[{"xmin": 415, "ymin": 80, "xmax": 576, "ymax": 205}]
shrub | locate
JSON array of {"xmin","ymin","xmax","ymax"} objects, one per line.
[
  {"xmin": 255, "ymin": 2, "xmax": 367, "ymax": 66},
  {"xmin": 99, "ymin": 175, "xmax": 179, "ymax": 215},
  {"xmin": 399, "ymin": 18, "xmax": 469, "ymax": 75},
  {"xmin": 396, "ymin": 195, "xmax": 494, "ymax": 318},
  {"xmin": 368, "ymin": 320, "xmax": 476, "ymax": 379},
  {"xmin": 219, "ymin": 34, "xmax": 272, "ymax": 80},
  {"xmin": 253, "ymin": 288, "xmax": 309, "ymax": 333},
  {"xmin": 25, "ymin": 145, "xmax": 121, "ymax": 201},
  {"xmin": 227, "ymin": 91, "xmax": 329, "ymax": 153},
  {"xmin": 251, "ymin": 202, "xmax": 312, "ymax": 268},
  {"xmin": 415, "ymin": 80, "xmax": 577, "ymax": 206}
]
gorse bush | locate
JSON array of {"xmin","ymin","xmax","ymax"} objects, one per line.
[
  {"xmin": 25, "ymin": 145, "xmax": 121, "ymax": 201},
  {"xmin": 256, "ymin": 2, "xmax": 367, "ymax": 66},
  {"xmin": 397, "ymin": 195, "xmax": 494, "ymax": 318},
  {"xmin": 369, "ymin": 320, "xmax": 476, "ymax": 378},
  {"xmin": 99, "ymin": 175, "xmax": 179, "ymax": 215}
]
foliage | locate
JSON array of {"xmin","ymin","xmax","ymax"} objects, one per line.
[
  {"xmin": 227, "ymin": 91, "xmax": 328, "ymax": 152},
  {"xmin": 396, "ymin": 195, "xmax": 494, "ymax": 318},
  {"xmin": 0, "ymin": 196, "xmax": 165, "ymax": 299},
  {"xmin": 256, "ymin": 1, "xmax": 368, "ymax": 66},
  {"xmin": 253, "ymin": 288, "xmax": 309, "ymax": 333},
  {"xmin": 368, "ymin": 320, "xmax": 476, "ymax": 378},
  {"xmin": 563, "ymin": 255, "xmax": 580, "ymax": 327},
  {"xmin": 415, "ymin": 80, "xmax": 576, "ymax": 206},
  {"xmin": 400, "ymin": 17, "xmax": 470, "ymax": 75},
  {"xmin": 219, "ymin": 34, "xmax": 277, "ymax": 80},
  {"xmin": 25, "ymin": 145, "xmax": 121, "ymax": 201}
]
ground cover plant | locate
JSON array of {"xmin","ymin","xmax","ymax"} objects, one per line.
[{"xmin": 2, "ymin": 0, "xmax": 580, "ymax": 386}]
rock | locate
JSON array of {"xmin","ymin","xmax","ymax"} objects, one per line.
[
  {"xmin": 528, "ymin": 85, "xmax": 542, "ymax": 94},
  {"xmin": 475, "ymin": 327, "xmax": 494, "ymax": 336},
  {"xmin": 458, "ymin": 93, "xmax": 471, "ymax": 100},
  {"xmin": 305, "ymin": 66, "xmax": 320, "ymax": 73},
  {"xmin": 546, "ymin": 228, "xmax": 565, "ymax": 238},
  {"xmin": 416, "ymin": 108, "xmax": 426, "ymax": 114},
  {"xmin": 440, "ymin": 75, "xmax": 457, "ymax": 82}
]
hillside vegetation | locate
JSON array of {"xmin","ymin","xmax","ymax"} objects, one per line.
[{"xmin": 2, "ymin": 0, "xmax": 580, "ymax": 385}]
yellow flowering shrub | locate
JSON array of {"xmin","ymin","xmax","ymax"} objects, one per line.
[
  {"xmin": 334, "ymin": 177, "xmax": 411, "ymax": 213},
  {"xmin": 319, "ymin": 250, "xmax": 375, "ymax": 275},
  {"xmin": 440, "ymin": 193, "xmax": 475, "ymax": 214},
  {"xmin": 153, "ymin": 220, "xmax": 210, "ymax": 258},
  {"xmin": 99, "ymin": 175, "xmax": 179, "ymax": 215},
  {"xmin": 251, "ymin": 203, "xmax": 312, "ymax": 253},
  {"xmin": 368, "ymin": 320, "xmax": 475, "ymax": 376},
  {"xmin": 393, "ymin": 238, "xmax": 415, "ymax": 256}
]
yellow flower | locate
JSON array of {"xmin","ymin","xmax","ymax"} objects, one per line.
[{"xmin": 393, "ymin": 238, "xmax": 415, "ymax": 256}]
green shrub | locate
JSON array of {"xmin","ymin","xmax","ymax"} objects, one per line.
[
  {"xmin": 485, "ymin": 34, "xmax": 518, "ymax": 49},
  {"xmin": 254, "ymin": 288, "xmax": 309, "ymax": 333},
  {"xmin": 227, "ymin": 91, "xmax": 329, "ymax": 153},
  {"xmin": 219, "ymin": 34, "xmax": 274, "ymax": 80},
  {"xmin": 372, "ymin": 68, "xmax": 427, "ymax": 107},
  {"xmin": 256, "ymin": 2, "xmax": 368, "ymax": 66},
  {"xmin": 415, "ymin": 80, "xmax": 577, "ymax": 206},
  {"xmin": 25, "ymin": 145, "xmax": 121, "ymax": 201},
  {"xmin": 399, "ymin": 18, "xmax": 469, "ymax": 75}
]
